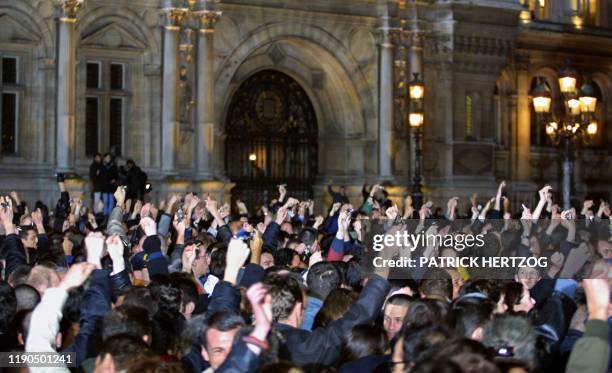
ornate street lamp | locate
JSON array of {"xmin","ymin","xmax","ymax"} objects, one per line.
[
  {"xmin": 531, "ymin": 61, "xmax": 598, "ymax": 209},
  {"xmin": 409, "ymin": 73, "xmax": 424, "ymax": 210}
]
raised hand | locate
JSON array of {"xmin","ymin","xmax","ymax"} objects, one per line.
[
  {"xmin": 32, "ymin": 208, "xmax": 44, "ymax": 230},
  {"xmin": 246, "ymin": 283, "xmax": 273, "ymax": 342},
  {"xmin": 385, "ymin": 205, "xmax": 399, "ymax": 220},
  {"xmin": 114, "ymin": 186, "xmax": 126, "ymax": 208},
  {"xmin": 139, "ymin": 216, "xmax": 157, "ymax": 236},
  {"xmin": 85, "ymin": 232, "xmax": 105, "ymax": 269},
  {"xmin": 224, "ymin": 239, "xmax": 250, "ymax": 285},
  {"xmin": 275, "ymin": 206, "xmax": 288, "ymax": 225},
  {"xmin": 236, "ymin": 199, "xmax": 248, "ymax": 215},
  {"xmin": 313, "ymin": 215, "xmax": 324, "ymax": 229},
  {"xmin": 583, "ymin": 276, "xmax": 610, "ymax": 321},
  {"xmin": 181, "ymin": 244, "xmax": 196, "ymax": 273},
  {"xmin": 329, "ymin": 202, "xmax": 341, "ymax": 217},
  {"xmin": 106, "ymin": 235, "xmax": 124, "ymax": 261},
  {"xmin": 284, "ymin": 197, "xmax": 299, "ymax": 209},
  {"xmin": 9, "ymin": 191, "xmax": 20, "ymax": 205},
  {"xmin": 140, "ymin": 202, "xmax": 152, "ymax": 219},
  {"xmin": 59, "ymin": 262, "xmax": 96, "ymax": 291}
]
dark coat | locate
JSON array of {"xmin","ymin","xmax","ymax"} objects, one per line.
[
  {"xmin": 274, "ymin": 275, "xmax": 390, "ymax": 368},
  {"xmin": 89, "ymin": 161, "xmax": 104, "ymax": 192},
  {"xmin": 99, "ymin": 162, "xmax": 118, "ymax": 193}
]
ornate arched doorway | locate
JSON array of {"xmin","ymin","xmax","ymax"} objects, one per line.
[{"xmin": 225, "ymin": 70, "xmax": 318, "ymax": 210}]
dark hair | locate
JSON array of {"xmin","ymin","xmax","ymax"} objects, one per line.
[
  {"xmin": 124, "ymin": 356, "xmax": 185, "ymax": 373},
  {"xmin": 447, "ymin": 297, "xmax": 494, "ymax": 339},
  {"xmin": 313, "ymin": 288, "xmax": 358, "ymax": 329},
  {"xmin": 98, "ymin": 333, "xmax": 152, "ymax": 370},
  {"xmin": 8, "ymin": 265, "xmax": 31, "ymax": 287},
  {"xmin": 168, "ymin": 273, "xmax": 199, "ymax": 312},
  {"xmin": 404, "ymin": 299, "xmax": 447, "ymax": 331},
  {"xmin": 420, "ymin": 270, "xmax": 453, "ymax": 300},
  {"xmin": 121, "ymin": 287, "xmax": 158, "ymax": 316},
  {"xmin": 274, "ymin": 248, "xmax": 297, "ymax": 267},
  {"xmin": 264, "ymin": 274, "xmax": 303, "ymax": 322},
  {"xmin": 401, "ymin": 324, "xmax": 450, "ymax": 365},
  {"xmin": 434, "ymin": 337, "xmax": 495, "ymax": 361},
  {"xmin": 306, "ymin": 262, "xmax": 341, "ymax": 300},
  {"xmin": 14, "ymin": 284, "xmax": 40, "ymax": 313},
  {"xmin": 149, "ymin": 282, "xmax": 182, "ymax": 315},
  {"xmin": 18, "ymin": 226, "xmax": 37, "ymax": 240},
  {"xmin": 481, "ymin": 314, "xmax": 536, "ymax": 368},
  {"xmin": 151, "ymin": 309, "xmax": 185, "ymax": 356},
  {"xmin": 502, "ymin": 282, "xmax": 525, "ymax": 314},
  {"xmin": 209, "ymin": 246, "xmax": 227, "ymax": 279},
  {"xmin": 459, "ymin": 279, "xmax": 502, "ymax": 304},
  {"xmin": 102, "ymin": 306, "xmax": 152, "ymax": 342},
  {"xmin": 411, "ymin": 358, "xmax": 464, "ymax": 373},
  {"xmin": 340, "ymin": 324, "xmax": 388, "ymax": 364},
  {"xmin": 0, "ymin": 282, "xmax": 17, "ymax": 333},
  {"xmin": 385, "ymin": 294, "xmax": 413, "ymax": 309},
  {"xmin": 201, "ymin": 311, "xmax": 245, "ymax": 348}
]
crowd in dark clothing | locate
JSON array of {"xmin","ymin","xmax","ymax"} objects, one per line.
[{"xmin": 0, "ymin": 179, "xmax": 610, "ymax": 373}]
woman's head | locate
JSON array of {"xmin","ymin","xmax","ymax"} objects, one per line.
[{"xmin": 502, "ymin": 282, "xmax": 535, "ymax": 314}]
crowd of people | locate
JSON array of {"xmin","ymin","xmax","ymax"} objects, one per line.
[{"xmin": 0, "ymin": 176, "xmax": 611, "ymax": 373}]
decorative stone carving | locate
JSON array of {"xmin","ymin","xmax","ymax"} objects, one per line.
[
  {"xmin": 81, "ymin": 23, "xmax": 147, "ymax": 50},
  {"xmin": 0, "ymin": 15, "xmax": 40, "ymax": 43},
  {"xmin": 58, "ymin": 0, "xmax": 82, "ymax": 20},
  {"xmin": 348, "ymin": 27, "xmax": 376, "ymax": 64}
]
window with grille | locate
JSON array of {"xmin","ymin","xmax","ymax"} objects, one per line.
[
  {"xmin": 85, "ymin": 61, "xmax": 128, "ymax": 156},
  {"xmin": 1, "ymin": 56, "xmax": 19, "ymax": 154}
]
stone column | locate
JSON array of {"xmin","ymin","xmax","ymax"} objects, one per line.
[
  {"xmin": 408, "ymin": 30, "xmax": 424, "ymax": 183},
  {"xmin": 195, "ymin": 10, "xmax": 221, "ymax": 180},
  {"xmin": 378, "ymin": 17, "xmax": 394, "ymax": 179},
  {"xmin": 160, "ymin": 7, "xmax": 185, "ymax": 175},
  {"xmin": 515, "ymin": 63, "xmax": 531, "ymax": 181},
  {"xmin": 56, "ymin": 0, "xmax": 81, "ymax": 173}
]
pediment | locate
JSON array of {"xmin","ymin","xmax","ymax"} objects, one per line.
[
  {"xmin": 81, "ymin": 23, "xmax": 146, "ymax": 50},
  {"xmin": 0, "ymin": 14, "xmax": 40, "ymax": 44}
]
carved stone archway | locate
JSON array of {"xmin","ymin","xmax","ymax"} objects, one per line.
[{"xmin": 225, "ymin": 69, "xmax": 318, "ymax": 210}]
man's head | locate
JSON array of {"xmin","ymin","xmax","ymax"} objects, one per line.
[
  {"xmin": 201, "ymin": 311, "xmax": 245, "ymax": 370},
  {"xmin": 481, "ymin": 314, "xmax": 536, "ymax": 369},
  {"xmin": 126, "ymin": 159, "xmax": 135, "ymax": 169},
  {"xmin": 383, "ymin": 294, "xmax": 412, "ymax": 340},
  {"xmin": 168, "ymin": 273, "xmax": 199, "ymax": 320},
  {"xmin": 95, "ymin": 333, "xmax": 153, "ymax": 372},
  {"xmin": 260, "ymin": 248, "xmax": 275, "ymax": 269},
  {"xmin": 94, "ymin": 153, "xmax": 102, "ymax": 163},
  {"xmin": 514, "ymin": 267, "xmax": 541, "ymax": 290},
  {"xmin": 0, "ymin": 281, "xmax": 16, "ymax": 333},
  {"xmin": 447, "ymin": 296, "xmax": 495, "ymax": 341},
  {"xmin": 264, "ymin": 273, "xmax": 304, "ymax": 327},
  {"xmin": 103, "ymin": 153, "xmax": 112, "ymax": 164},
  {"xmin": 14, "ymin": 284, "xmax": 40, "ymax": 313},
  {"xmin": 420, "ymin": 270, "xmax": 453, "ymax": 301},
  {"xmin": 26, "ymin": 265, "xmax": 60, "ymax": 295},
  {"xmin": 19, "ymin": 226, "xmax": 38, "ymax": 249},
  {"xmin": 306, "ymin": 262, "xmax": 341, "ymax": 301},
  {"xmin": 102, "ymin": 306, "xmax": 152, "ymax": 343}
]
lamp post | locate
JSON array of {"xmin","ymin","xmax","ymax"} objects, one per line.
[
  {"xmin": 409, "ymin": 73, "xmax": 424, "ymax": 210},
  {"xmin": 531, "ymin": 61, "xmax": 598, "ymax": 209}
]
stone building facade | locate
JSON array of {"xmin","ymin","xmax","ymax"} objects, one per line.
[{"xmin": 0, "ymin": 0, "xmax": 610, "ymax": 211}]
